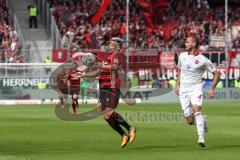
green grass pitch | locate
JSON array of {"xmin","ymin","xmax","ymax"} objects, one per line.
[{"xmin": 0, "ymin": 102, "xmax": 239, "ymax": 160}]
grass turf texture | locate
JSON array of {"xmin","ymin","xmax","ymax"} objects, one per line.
[{"xmin": 0, "ymin": 103, "xmax": 239, "ymax": 160}]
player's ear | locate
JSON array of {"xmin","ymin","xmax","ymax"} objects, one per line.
[
  {"xmin": 192, "ymin": 41, "xmax": 196, "ymax": 48},
  {"xmin": 116, "ymin": 45, "xmax": 120, "ymax": 51}
]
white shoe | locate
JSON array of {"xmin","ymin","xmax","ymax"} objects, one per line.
[
  {"xmin": 204, "ymin": 115, "xmax": 208, "ymax": 132},
  {"xmin": 198, "ymin": 136, "xmax": 206, "ymax": 147}
]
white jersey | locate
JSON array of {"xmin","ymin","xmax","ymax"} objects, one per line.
[{"xmin": 178, "ymin": 52, "xmax": 216, "ymax": 92}]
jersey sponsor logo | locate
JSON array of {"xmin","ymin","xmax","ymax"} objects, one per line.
[
  {"xmin": 2, "ymin": 78, "xmax": 49, "ymax": 87},
  {"xmin": 195, "ymin": 60, "xmax": 199, "ymax": 64}
]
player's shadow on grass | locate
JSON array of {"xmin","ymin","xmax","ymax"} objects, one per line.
[
  {"xmin": 0, "ymin": 141, "xmax": 51, "ymax": 155},
  {"xmin": 131, "ymin": 144, "xmax": 240, "ymax": 151},
  {"xmin": 129, "ymin": 145, "xmax": 182, "ymax": 150},
  {"xmin": 55, "ymin": 103, "xmax": 103, "ymax": 121}
]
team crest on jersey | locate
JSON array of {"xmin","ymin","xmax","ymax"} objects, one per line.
[{"xmin": 195, "ymin": 60, "xmax": 199, "ymax": 64}]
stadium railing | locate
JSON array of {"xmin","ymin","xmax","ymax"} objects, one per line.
[
  {"xmin": 6, "ymin": 0, "xmax": 28, "ymax": 54},
  {"xmin": 0, "ymin": 63, "xmax": 239, "ymax": 104},
  {"xmin": 35, "ymin": 0, "xmax": 62, "ymax": 49}
]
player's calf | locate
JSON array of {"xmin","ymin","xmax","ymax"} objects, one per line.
[
  {"xmin": 71, "ymin": 94, "xmax": 79, "ymax": 114},
  {"xmin": 59, "ymin": 95, "xmax": 65, "ymax": 106},
  {"xmin": 103, "ymin": 109, "xmax": 126, "ymax": 137},
  {"xmin": 113, "ymin": 112, "xmax": 137, "ymax": 143},
  {"xmin": 204, "ymin": 115, "xmax": 208, "ymax": 132},
  {"xmin": 103, "ymin": 109, "xmax": 132, "ymax": 148}
]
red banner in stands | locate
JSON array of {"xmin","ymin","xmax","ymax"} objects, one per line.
[
  {"xmin": 129, "ymin": 49, "xmax": 159, "ymax": 56},
  {"xmin": 141, "ymin": 12, "xmax": 155, "ymax": 30},
  {"xmin": 91, "ymin": 0, "xmax": 112, "ymax": 25},
  {"xmin": 137, "ymin": 0, "xmax": 152, "ymax": 8},
  {"xmin": 229, "ymin": 51, "xmax": 240, "ymax": 67},
  {"xmin": 134, "ymin": 67, "xmax": 240, "ymax": 81},
  {"xmin": 157, "ymin": 0, "xmax": 169, "ymax": 7},
  {"xmin": 160, "ymin": 52, "xmax": 175, "ymax": 68},
  {"xmin": 138, "ymin": 0, "xmax": 155, "ymax": 31},
  {"xmin": 52, "ymin": 49, "xmax": 68, "ymax": 62},
  {"xmin": 52, "ymin": 50, "xmax": 240, "ymax": 73}
]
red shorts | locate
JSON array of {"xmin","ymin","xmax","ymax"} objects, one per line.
[{"xmin": 58, "ymin": 84, "xmax": 80, "ymax": 95}]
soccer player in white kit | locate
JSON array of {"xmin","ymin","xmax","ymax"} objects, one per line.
[{"xmin": 175, "ymin": 36, "xmax": 220, "ymax": 147}]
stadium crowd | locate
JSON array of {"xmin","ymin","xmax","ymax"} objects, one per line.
[
  {"xmin": 48, "ymin": 0, "xmax": 240, "ymax": 51},
  {"xmin": 232, "ymin": 32, "xmax": 240, "ymax": 50},
  {"xmin": 0, "ymin": 0, "xmax": 22, "ymax": 63}
]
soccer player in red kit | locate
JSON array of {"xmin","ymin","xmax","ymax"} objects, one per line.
[
  {"xmin": 76, "ymin": 37, "xmax": 136, "ymax": 148},
  {"xmin": 56, "ymin": 64, "xmax": 81, "ymax": 114},
  {"xmin": 66, "ymin": 69, "xmax": 81, "ymax": 114}
]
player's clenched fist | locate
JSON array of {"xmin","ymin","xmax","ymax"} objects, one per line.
[
  {"xmin": 175, "ymin": 84, "xmax": 180, "ymax": 95},
  {"xmin": 208, "ymin": 88, "xmax": 215, "ymax": 98}
]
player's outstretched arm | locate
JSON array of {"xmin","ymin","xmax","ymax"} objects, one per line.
[
  {"xmin": 208, "ymin": 70, "xmax": 220, "ymax": 98},
  {"xmin": 81, "ymin": 69, "xmax": 100, "ymax": 77},
  {"xmin": 175, "ymin": 72, "xmax": 181, "ymax": 95},
  {"xmin": 96, "ymin": 63, "xmax": 118, "ymax": 71},
  {"xmin": 95, "ymin": 55, "xmax": 119, "ymax": 71}
]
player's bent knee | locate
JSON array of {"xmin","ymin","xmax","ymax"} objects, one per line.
[
  {"xmin": 103, "ymin": 109, "xmax": 115, "ymax": 120},
  {"xmin": 192, "ymin": 105, "xmax": 201, "ymax": 112},
  {"xmin": 183, "ymin": 107, "xmax": 193, "ymax": 118},
  {"xmin": 103, "ymin": 114, "xmax": 110, "ymax": 120}
]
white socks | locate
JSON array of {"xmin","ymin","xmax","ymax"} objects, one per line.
[{"xmin": 194, "ymin": 112, "xmax": 205, "ymax": 137}]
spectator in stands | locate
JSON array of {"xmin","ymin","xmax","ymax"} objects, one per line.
[
  {"xmin": 151, "ymin": 74, "xmax": 161, "ymax": 88},
  {"xmin": 168, "ymin": 78, "xmax": 177, "ymax": 88},
  {"xmin": 0, "ymin": 30, "xmax": 3, "ymax": 45},
  {"xmin": 44, "ymin": 55, "xmax": 52, "ymax": 74},
  {"xmin": 235, "ymin": 77, "xmax": 240, "ymax": 88},
  {"xmin": 232, "ymin": 33, "xmax": 240, "ymax": 51},
  {"xmin": 0, "ymin": 0, "xmax": 21, "ymax": 63},
  {"xmin": 130, "ymin": 74, "xmax": 139, "ymax": 88},
  {"xmin": 48, "ymin": 0, "xmax": 239, "ymax": 51},
  {"xmin": 10, "ymin": 36, "xmax": 18, "ymax": 51},
  {"xmin": 28, "ymin": 5, "xmax": 38, "ymax": 28}
]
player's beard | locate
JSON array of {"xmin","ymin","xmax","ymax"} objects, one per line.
[
  {"xmin": 106, "ymin": 46, "xmax": 113, "ymax": 53},
  {"xmin": 108, "ymin": 47, "xmax": 114, "ymax": 53},
  {"xmin": 186, "ymin": 46, "xmax": 192, "ymax": 51},
  {"xmin": 108, "ymin": 47, "xmax": 118, "ymax": 53}
]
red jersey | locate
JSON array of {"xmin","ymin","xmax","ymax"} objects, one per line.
[
  {"xmin": 57, "ymin": 71, "xmax": 81, "ymax": 95},
  {"xmin": 67, "ymin": 71, "xmax": 81, "ymax": 88},
  {"xmin": 57, "ymin": 73, "xmax": 67, "ymax": 93},
  {"xmin": 99, "ymin": 52, "xmax": 121, "ymax": 88}
]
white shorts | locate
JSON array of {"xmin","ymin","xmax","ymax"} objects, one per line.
[{"xmin": 179, "ymin": 90, "xmax": 203, "ymax": 117}]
